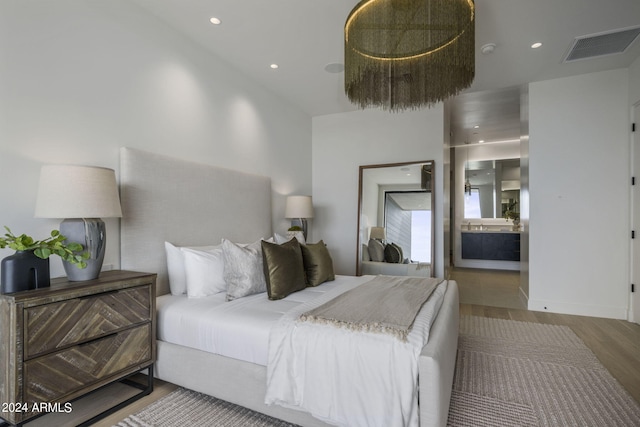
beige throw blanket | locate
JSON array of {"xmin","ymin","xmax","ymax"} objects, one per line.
[{"xmin": 300, "ymin": 275, "xmax": 443, "ymax": 341}]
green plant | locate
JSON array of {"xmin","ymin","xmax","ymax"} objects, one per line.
[
  {"xmin": 503, "ymin": 201, "xmax": 519, "ymax": 222},
  {"xmin": 0, "ymin": 226, "xmax": 89, "ymax": 268},
  {"xmin": 288, "ymin": 225, "xmax": 303, "ymax": 232}
]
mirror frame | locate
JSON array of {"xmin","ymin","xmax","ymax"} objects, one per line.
[{"xmin": 356, "ymin": 160, "xmax": 435, "ymax": 276}]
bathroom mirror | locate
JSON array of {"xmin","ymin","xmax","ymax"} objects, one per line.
[
  {"xmin": 356, "ymin": 160, "xmax": 435, "ymax": 276},
  {"xmin": 464, "ymin": 158, "xmax": 520, "ymax": 219}
]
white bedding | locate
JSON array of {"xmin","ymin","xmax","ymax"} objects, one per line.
[
  {"xmin": 265, "ymin": 278, "xmax": 448, "ymax": 427},
  {"xmin": 156, "ymin": 275, "xmax": 375, "ymax": 366},
  {"xmin": 158, "ymin": 274, "xmax": 447, "ymax": 427}
]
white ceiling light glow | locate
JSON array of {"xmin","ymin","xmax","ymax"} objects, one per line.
[
  {"xmin": 531, "ymin": 42, "xmax": 543, "ymax": 48},
  {"xmin": 270, "ymin": 64, "xmax": 279, "ymax": 69},
  {"xmin": 209, "ymin": 17, "xmax": 221, "ymax": 25}
]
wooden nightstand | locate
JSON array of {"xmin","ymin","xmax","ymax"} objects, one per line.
[{"xmin": 0, "ymin": 270, "xmax": 156, "ymax": 426}]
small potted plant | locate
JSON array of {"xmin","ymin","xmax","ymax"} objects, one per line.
[
  {"xmin": 287, "ymin": 225, "xmax": 305, "ymax": 242},
  {"xmin": 504, "ymin": 203, "xmax": 520, "ymax": 231},
  {"xmin": 0, "ymin": 226, "xmax": 88, "ymax": 293}
]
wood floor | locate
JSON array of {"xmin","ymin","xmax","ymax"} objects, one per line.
[{"xmin": 19, "ymin": 268, "xmax": 640, "ymax": 425}]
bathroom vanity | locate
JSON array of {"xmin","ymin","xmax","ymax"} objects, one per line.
[{"xmin": 461, "ymin": 230, "xmax": 520, "ymax": 261}]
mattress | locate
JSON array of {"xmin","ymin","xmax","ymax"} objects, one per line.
[{"xmin": 157, "ymin": 275, "xmax": 375, "ymax": 366}]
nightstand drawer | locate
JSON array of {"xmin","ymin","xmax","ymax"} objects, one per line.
[
  {"xmin": 24, "ymin": 285, "xmax": 152, "ymax": 359},
  {"xmin": 23, "ymin": 322, "xmax": 152, "ymax": 404}
]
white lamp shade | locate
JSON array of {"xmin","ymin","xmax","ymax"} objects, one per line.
[
  {"xmin": 285, "ymin": 196, "xmax": 314, "ymax": 219},
  {"xmin": 370, "ymin": 226, "xmax": 386, "ymax": 240},
  {"xmin": 34, "ymin": 165, "xmax": 123, "ymax": 218}
]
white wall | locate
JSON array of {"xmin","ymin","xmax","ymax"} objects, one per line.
[
  {"xmin": 628, "ymin": 55, "xmax": 640, "ymax": 323},
  {"xmin": 529, "ymin": 68, "xmax": 630, "ymax": 319},
  {"xmin": 312, "ymin": 107, "xmax": 445, "ymax": 277},
  {"xmin": 0, "ymin": 1, "xmax": 311, "ymax": 278},
  {"xmin": 630, "ymin": 56, "xmax": 640, "ymax": 106}
]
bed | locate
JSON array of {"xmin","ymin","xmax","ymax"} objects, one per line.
[{"xmin": 119, "ymin": 147, "xmax": 459, "ymax": 427}]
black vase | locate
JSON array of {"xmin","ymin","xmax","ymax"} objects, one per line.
[{"xmin": 1, "ymin": 250, "xmax": 50, "ymax": 294}]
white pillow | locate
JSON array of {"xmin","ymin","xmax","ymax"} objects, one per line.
[
  {"xmin": 164, "ymin": 241, "xmax": 219, "ymax": 295},
  {"xmin": 181, "ymin": 246, "xmax": 226, "ymax": 298},
  {"xmin": 222, "ymin": 238, "xmax": 267, "ymax": 301}
]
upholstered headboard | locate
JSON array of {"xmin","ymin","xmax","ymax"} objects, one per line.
[{"xmin": 119, "ymin": 148, "xmax": 272, "ymax": 295}]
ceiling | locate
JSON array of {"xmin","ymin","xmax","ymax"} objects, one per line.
[{"xmin": 129, "ymin": 0, "xmax": 640, "ymax": 144}]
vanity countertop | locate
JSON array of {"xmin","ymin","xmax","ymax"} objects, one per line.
[{"xmin": 461, "ymin": 229, "xmax": 521, "ymax": 234}]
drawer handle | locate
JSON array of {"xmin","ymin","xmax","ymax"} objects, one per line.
[
  {"xmin": 78, "ymin": 289, "xmax": 119, "ymax": 300},
  {"xmin": 79, "ymin": 332, "xmax": 118, "ymax": 347}
]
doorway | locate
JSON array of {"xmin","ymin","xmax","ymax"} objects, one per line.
[{"xmin": 631, "ymin": 103, "xmax": 640, "ymax": 324}]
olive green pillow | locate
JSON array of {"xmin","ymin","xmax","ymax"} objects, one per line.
[
  {"xmin": 261, "ymin": 238, "xmax": 307, "ymax": 300},
  {"xmin": 301, "ymin": 240, "xmax": 335, "ymax": 287}
]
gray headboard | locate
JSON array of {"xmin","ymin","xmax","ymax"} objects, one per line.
[{"xmin": 119, "ymin": 147, "xmax": 272, "ymax": 295}]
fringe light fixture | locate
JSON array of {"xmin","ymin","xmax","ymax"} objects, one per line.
[{"xmin": 344, "ymin": 0, "xmax": 475, "ymax": 111}]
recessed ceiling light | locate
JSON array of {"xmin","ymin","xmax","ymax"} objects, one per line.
[
  {"xmin": 479, "ymin": 140, "xmax": 485, "ymax": 143},
  {"xmin": 473, "ymin": 125, "xmax": 480, "ymax": 129},
  {"xmin": 531, "ymin": 42, "xmax": 543, "ymax": 49},
  {"xmin": 270, "ymin": 64, "xmax": 279, "ymax": 69},
  {"xmin": 209, "ymin": 17, "xmax": 221, "ymax": 25}
]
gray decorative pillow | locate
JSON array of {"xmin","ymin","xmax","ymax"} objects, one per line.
[
  {"xmin": 368, "ymin": 238, "xmax": 385, "ymax": 262},
  {"xmin": 301, "ymin": 240, "xmax": 335, "ymax": 287},
  {"xmin": 392, "ymin": 243, "xmax": 406, "ymax": 263},
  {"xmin": 384, "ymin": 243, "xmax": 402, "ymax": 264},
  {"xmin": 222, "ymin": 239, "xmax": 267, "ymax": 301},
  {"xmin": 261, "ymin": 238, "xmax": 307, "ymax": 300},
  {"xmin": 384, "ymin": 243, "xmax": 402, "ymax": 263}
]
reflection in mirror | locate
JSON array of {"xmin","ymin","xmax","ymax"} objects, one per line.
[
  {"xmin": 464, "ymin": 158, "xmax": 520, "ymax": 219},
  {"xmin": 357, "ymin": 161, "xmax": 435, "ymax": 276}
]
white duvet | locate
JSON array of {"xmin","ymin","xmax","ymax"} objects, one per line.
[
  {"xmin": 156, "ymin": 275, "xmax": 375, "ymax": 366},
  {"xmin": 265, "ymin": 277, "xmax": 448, "ymax": 427}
]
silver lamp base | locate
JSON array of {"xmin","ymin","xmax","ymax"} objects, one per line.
[
  {"xmin": 290, "ymin": 218, "xmax": 308, "ymax": 240},
  {"xmin": 59, "ymin": 218, "xmax": 106, "ymax": 281}
]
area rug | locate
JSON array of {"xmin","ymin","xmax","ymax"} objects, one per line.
[
  {"xmin": 115, "ymin": 316, "xmax": 640, "ymax": 426},
  {"xmin": 448, "ymin": 315, "xmax": 640, "ymax": 426},
  {"xmin": 113, "ymin": 387, "xmax": 297, "ymax": 427}
]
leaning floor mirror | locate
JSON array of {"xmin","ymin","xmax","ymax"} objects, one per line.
[{"xmin": 357, "ymin": 160, "xmax": 435, "ymax": 277}]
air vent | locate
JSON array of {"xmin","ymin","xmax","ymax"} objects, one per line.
[{"xmin": 564, "ymin": 26, "xmax": 640, "ymax": 62}]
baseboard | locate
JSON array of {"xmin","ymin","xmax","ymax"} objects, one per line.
[{"xmin": 528, "ymin": 299, "xmax": 628, "ymax": 320}]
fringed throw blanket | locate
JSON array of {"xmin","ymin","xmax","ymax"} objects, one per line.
[
  {"xmin": 300, "ymin": 276, "xmax": 442, "ymax": 341},
  {"xmin": 266, "ymin": 275, "xmax": 448, "ymax": 427}
]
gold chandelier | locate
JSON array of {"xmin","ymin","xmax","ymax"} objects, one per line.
[{"xmin": 344, "ymin": 0, "xmax": 475, "ymax": 111}]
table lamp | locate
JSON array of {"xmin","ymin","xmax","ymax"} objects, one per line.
[
  {"xmin": 370, "ymin": 226, "xmax": 386, "ymax": 242},
  {"xmin": 34, "ymin": 165, "xmax": 122, "ymax": 281},
  {"xmin": 285, "ymin": 196, "xmax": 314, "ymax": 240}
]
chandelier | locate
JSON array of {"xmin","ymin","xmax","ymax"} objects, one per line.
[{"xmin": 344, "ymin": 0, "xmax": 475, "ymax": 111}]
